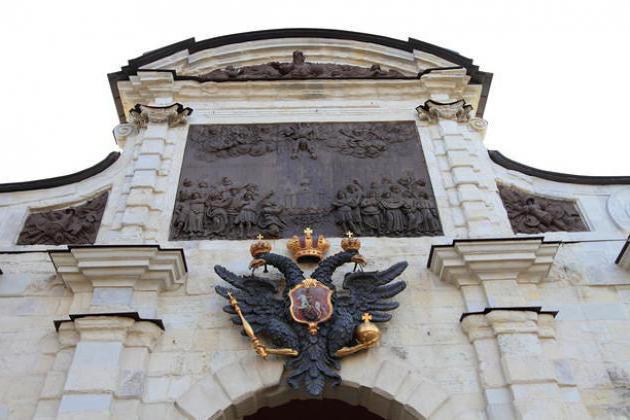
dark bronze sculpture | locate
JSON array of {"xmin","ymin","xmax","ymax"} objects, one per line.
[
  {"xmin": 17, "ymin": 192, "xmax": 108, "ymax": 245},
  {"xmin": 171, "ymin": 121, "xmax": 442, "ymax": 239},
  {"xmin": 215, "ymin": 236, "xmax": 407, "ymax": 396},
  {"xmin": 498, "ymin": 185, "xmax": 588, "ymax": 233},
  {"xmin": 197, "ymin": 51, "xmax": 406, "ymax": 81}
]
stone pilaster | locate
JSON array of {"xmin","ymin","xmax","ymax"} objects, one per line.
[
  {"xmin": 109, "ymin": 103, "xmax": 192, "ymax": 242},
  {"xmin": 430, "ymin": 238, "xmax": 590, "ymax": 419},
  {"xmin": 36, "ymin": 246, "xmax": 187, "ymax": 419},
  {"xmin": 52, "ymin": 316, "xmax": 162, "ymax": 420},
  {"xmin": 417, "ymin": 100, "xmax": 510, "ymax": 237}
]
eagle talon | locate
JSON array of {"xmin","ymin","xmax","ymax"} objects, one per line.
[
  {"xmin": 249, "ymin": 258, "xmax": 266, "ymax": 270},
  {"xmin": 351, "ymin": 254, "xmax": 367, "ymax": 267}
]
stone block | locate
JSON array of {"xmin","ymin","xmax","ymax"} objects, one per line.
[
  {"xmin": 127, "ymin": 188, "xmax": 155, "ymax": 207},
  {"xmin": 143, "ymin": 377, "xmax": 170, "ymax": 403},
  {"xmin": 130, "ymin": 170, "xmax": 158, "ymax": 189},
  {"xmin": 457, "ymin": 184, "xmax": 484, "ymax": 203},
  {"xmin": 176, "ymin": 376, "xmax": 231, "ymax": 420},
  {"xmin": 452, "ymin": 166, "xmax": 480, "ymax": 186},
  {"xmin": 140, "ymin": 139, "xmax": 166, "ymax": 155},
  {"xmin": 143, "ymin": 123, "xmax": 169, "ymax": 140},
  {"xmin": 58, "ymin": 394, "xmax": 112, "ymax": 418},
  {"xmin": 40, "ymin": 371, "xmax": 67, "ymax": 399},
  {"xmin": 91, "ymin": 287, "xmax": 133, "ymax": 306},
  {"xmin": 443, "ymin": 135, "xmax": 468, "ymax": 151},
  {"xmin": 147, "ymin": 352, "xmax": 181, "ymax": 377},
  {"xmin": 117, "ymin": 348, "xmax": 149, "ymax": 398},
  {"xmin": 135, "ymin": 154, "xmax": 162, "ymax": 170},
  {"xmin": 447, "ymin": 150, "xmax": 474, "ymax": 168},
  {"xmin": 122, "ymin": 206, "xmax": 150, "ymax": 226},
  {"xmin": 65, "ymin": 341, "xmax": 123, "ymax": 393},
  {"xmin": 502, "ymin": 355, "xmax": 556, "ymax": 384}
]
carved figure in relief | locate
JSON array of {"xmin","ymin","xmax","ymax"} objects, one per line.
[
  {"xmin": 234, "ymin": 188, "xmax": 259, "ymax": 238},
  {"xmin": 172, "ymin": 178, "xmax": 289, "ymax": 240},
  {"xmin": 258, "ymin": 192, "xmax": 286, "ymax": 238},
  {"xmin": 189, "ymin": 122, "xmax": 413, "ymax": 161},
  {"xmin": 330, "ymin": 177, "xmax": 441, "ymax": 237},
  {"xmin": 284, "ymin": 125, "xmax": 319, "ymax": 160},
  {"xmin": 497, "ymin": 185, "xmax": 587, "ymax": 234},
  {"xmin": 17, "ymin": 192, "xmax": 109, "ymax": 245},
  {"xmin": 197, "ymin": 50, "xmax": 406, "ymax": 82},
  {"xmin": 332, "ymin": 191, "xmax": 361, "ymax": 235}
]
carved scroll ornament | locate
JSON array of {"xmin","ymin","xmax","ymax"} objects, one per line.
[
  {"xmin": 129, "ymin": 103, "xmax": 193, "ymax": 128},
  {"xmin": 17, "ymin": 191, "xmax": 109, "ymax": 245},
  {"xmin": 416, "ymin": 99, "xmax": 473, "ymax": 123}
]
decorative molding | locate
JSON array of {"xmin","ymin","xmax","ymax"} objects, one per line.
[
  {"xmin": 416, "ymin": 99, "xmax": 473, "ymax": 123},
  {"xmin": 17, "ymin": 191, "xmax": 109, "ymax": 245},
  {"xmin": 112, "ymin": 123, "xmax": 137, "ymax": 147},
  {"xmin": 129, "ymin": 103, "xmax": 193, "ymax": 128},
  {"xmin": 49, "ymin": 245, "xmax": 187, "ymax": 293},
  {"xmin": 468, "ymin": 116, "xmax": 488, "ymax": 132},
  {"xmin": 428, "ymin": 237, "xmax": 560, "ymax": 287}
]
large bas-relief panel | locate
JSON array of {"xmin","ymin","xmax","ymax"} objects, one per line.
[{"xmin": 170, "ymin": 121, "xmax": 442, "ymax": 240}]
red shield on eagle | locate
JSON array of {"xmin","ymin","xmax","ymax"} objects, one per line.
[{"xmin": 289, "ymin": 278, "xmax": 333, "ymax": 335}]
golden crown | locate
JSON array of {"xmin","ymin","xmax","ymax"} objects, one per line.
[
  {"xmin": 250, "ymin": 234, "xmax": 272, "ymax": 258},
  {"xmin": 287, "ymin": 227, "xmax": 330, "ymax": 263},
  {"xmin": 341, "ymin": 231, "xmax": 361, "ymax": 252}
]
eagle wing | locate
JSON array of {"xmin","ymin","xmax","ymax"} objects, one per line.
[
  {"xmin": 328, "ymin": 261, "xmax": 408, "ymax": 355},
  {"xmin": 214, "ymin": 265, "xmax": 299, "ymax": 350}
]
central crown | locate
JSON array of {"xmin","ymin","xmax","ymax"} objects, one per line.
[{"xmin": 287, "ymin": 227, "xmax": 330, "ymax": 263}]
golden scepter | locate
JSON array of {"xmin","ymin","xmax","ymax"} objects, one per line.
[{"xmin": 227, "ymin": 291, "xmax": 298, "ymax": 358}]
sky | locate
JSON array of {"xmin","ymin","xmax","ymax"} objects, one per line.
[{"xmin": 0, "ymin": 0, "xmax": 629, "ymax": 183}]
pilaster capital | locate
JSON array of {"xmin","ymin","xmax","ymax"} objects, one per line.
[
  {"xmin": 56, "ymin": 315, "xmax": 163, "ymax": 350},
  {"xmin": 416, "ymin": 99, "xmax": 473, "ymax": 123},
  {"xmin": 49, "ymin": 245, "xmax": 187, "ymax": 293},
  {"xmin": 129, "ymin": 103, "xmax": 193, "ymax": 128},
  {"xmin": 428, "ymin": 238, "xmax": 559, "ymax": 287},
  {"xmin": 461, "ymin": 309, "xmax": 556, "ymax": 342}
]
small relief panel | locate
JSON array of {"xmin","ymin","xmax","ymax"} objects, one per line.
[
  {"xmin": 498, "ymin": 185, "xmax": 588, "ymax": 234},
  {"xmin": 170, "ymin": 121, "xmax": 442, "ymax": 240},
  {"xmin": 17, "ymin": 191, "xmax": 108, "ymax": 245}
]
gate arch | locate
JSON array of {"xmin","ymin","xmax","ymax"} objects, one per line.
[{"xmin": 175, "ymin": 349, "xmax": 453, "ymax": 420}]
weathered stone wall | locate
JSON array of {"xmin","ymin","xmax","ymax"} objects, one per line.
[{"xmin": 0, "ymin": 37, "xmax": 629, "ymax": 419}]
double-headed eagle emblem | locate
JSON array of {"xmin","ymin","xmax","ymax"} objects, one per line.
[{"xmin": 214, "ymin": 229, "xmax": 407, "ymax": 396}]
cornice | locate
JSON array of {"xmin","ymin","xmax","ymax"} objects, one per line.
[
  {"xmin": 490, "ymin": 150, "xmax": 630, "ymax": 185},
  {"xmin": 49, "ymin": 245, "xmax": 187, "ymax": 293},
  {"xmin": 0, "ymin": 152, "xmax": 120, "ymax": 193},
  {"xmin": 428, "ymin": 237, "xmax": 560, "ymax": 286}
]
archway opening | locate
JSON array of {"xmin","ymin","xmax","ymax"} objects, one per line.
[{"xmin": 244, "ymin": 398, "xmax": 385, "ymax": 420}]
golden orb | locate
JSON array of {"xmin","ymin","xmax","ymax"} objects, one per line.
[{"xmin": 355, "ymin": 313, "xmax": 381, "ymax": 344}]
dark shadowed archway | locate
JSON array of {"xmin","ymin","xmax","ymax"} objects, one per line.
[{"xmin": 245, "ymin": 398, "xmax": 385, "ymax": 420}]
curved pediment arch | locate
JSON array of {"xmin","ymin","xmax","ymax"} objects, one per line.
[{"xmin": 109, "ymin": 28, "xmax": 492, "ymax": 120}]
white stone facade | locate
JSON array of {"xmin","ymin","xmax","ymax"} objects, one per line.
[{"xmin": 0, "ymin": 31, "xmax": 629, "ymax": 419}]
